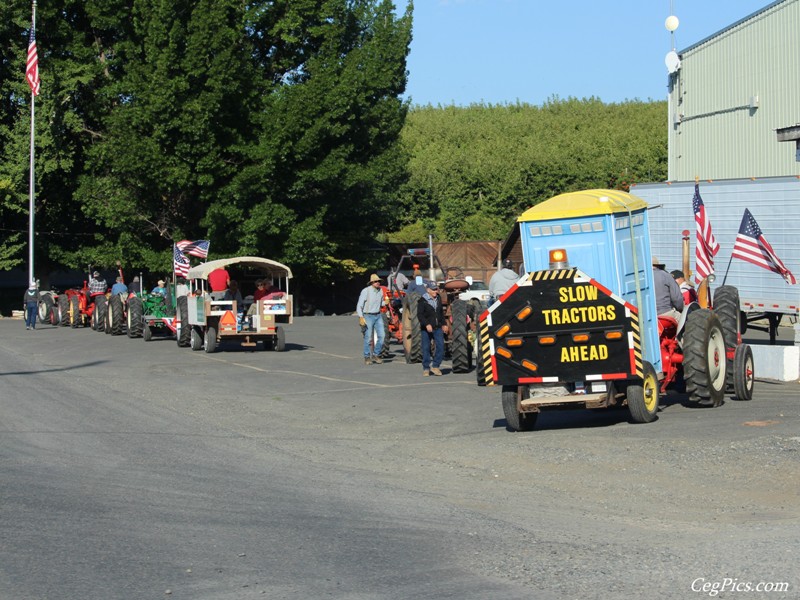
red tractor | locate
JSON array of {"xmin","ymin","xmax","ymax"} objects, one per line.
[{"xmin": 55, "ymin": 275, "xmax": 109, "ymax": 330}]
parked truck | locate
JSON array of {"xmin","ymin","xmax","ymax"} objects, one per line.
[{"xmin": 632, "ymin": 177, "xmax": 800, "ymax": 343}]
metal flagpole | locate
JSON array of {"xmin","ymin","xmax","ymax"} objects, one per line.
[{"xmin": 28, "ymin": 0, "xmax": 37, "ymax": 285}]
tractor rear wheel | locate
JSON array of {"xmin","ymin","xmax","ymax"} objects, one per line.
[
  {"xmin": 176, "ymin": 296, "xmax": 191, "ymax": 347},
  {"xmin": 58, "ymin": 295, "xmax": 70, "ymax": 326},
  {"xmin": 108, "ymin": 295, "xmax": 125, "ymax": 335},
  {"xmin": 627, "ymin": 361, "xmax": 659, "ymax": 423},
  {"xmin": 93, "ymin": 296, "xmax": 107, "ymax": 332},
  {"xmin": 69, "ymin": 295, "xmax": 81, "ymax": 328},
  {"xmin": 38, "ymin": 295, "xmax": 55, "ymax": 325},
  {"xmin": 127, "ymin": 296, "xmax": 143, "ymax": 338},
  {"xmin": 683, "ymin": 309, "xmax": 727, "ymax": 407},
  {"xmin": 501, "ymin": 385, "xmax": 537, "ymax": 432},
  {"xmin": 732, "ymin": 343, "xmax": 755, "ymax": 401},
  {"xmin": 713, "ymin": 285, "xmax": 740, "ymax": 386},
  {"xmin": 402, "ymin": 292, "xmax": 422, "ymax": 364},
  {"xmin": 450, "ymin": 299, "xmax": 472, "ymax": 373}
]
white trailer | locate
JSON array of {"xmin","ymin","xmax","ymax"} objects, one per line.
[{"xmin": 631, "ymin": 177, "xmax": 800, "ymax": 343}]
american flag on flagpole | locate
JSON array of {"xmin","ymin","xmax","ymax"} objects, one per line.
[
  {"xmin": 692, "ymin": 183, "xmax": 720, "ymax": 283},
  {"xmin": 176, "ymin": 239, "xmax": 210, "ymax": 259},
  {"xmin": 26, "ymin": 26, "xmax": 40, "ymax": 96},
  {"xmin": 173, "ymin": 245, "xmax": 190, "ymax": 277},
  {"xmin": 731, "ymin": 209, "xmax": 796, "ymax": 285}
]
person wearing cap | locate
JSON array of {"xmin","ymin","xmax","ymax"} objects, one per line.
[
  {"xmin": 418, "ymin": 281, "xmax": 447, "ymax": 376},
  {"xmin": 489, "ymin": 258, "xmax": 518, "ymax": 303},
  {"xmin": 151, "ymin": 279, "xmax": 168, "ymax": 297},
  {"xmin": 670, "ymin": 269, "xmax": 698, "ymax": 305},
  {"xmin": 653, "ymin": 257, "xmax": 683, "ymax": 319},
  {"xmin": 88, "ymin": 270, "xmax": 107, "ymax": 295},
  {"xmin": 23, "ymin": 279, "xmax": 40, "ymax": 330},
  {"xmin": 356, "ymin": 273, "xmax": 387, "ymax": 365}
]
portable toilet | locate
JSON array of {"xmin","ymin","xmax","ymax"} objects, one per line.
[{"xmin": 516, "ymin": 189, "xmax": 661, "ymax": 371}]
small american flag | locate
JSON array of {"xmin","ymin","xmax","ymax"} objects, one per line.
[
  {"xmin": 173, "ymin": 245, "xmax": 190, "ymax": 277},
  {"xmin": 176, "ymin": 239, "xmax": 210, "ymax": 259},
  {"xmin": 732, "ymin": 209, "xmax": 796, "ymax": 285},
  {"xmin": 692, "ymin": 183, "xmax": 720, "ymax": 283},
  {"xmin": 26, "ymin": 26, "xmax": 40, "ymax": 96}
]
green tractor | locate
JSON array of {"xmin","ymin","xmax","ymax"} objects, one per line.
[{"xmin": 125, "ymin": 286, "xmax": 190, "ymax": 346}]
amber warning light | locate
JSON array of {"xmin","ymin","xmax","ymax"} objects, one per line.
[{"xmin": 549, "ymin": 249, "xmax": 569, "ymax": 269}]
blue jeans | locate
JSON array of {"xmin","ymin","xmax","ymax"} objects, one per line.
[
  {"xmin": 362, "ymin": 313, "xmax": 385, "ymax": 358},
  {"xmin": 422, "ymin": 327, "xmax": 444, "ymax": 370},
  {"xmin": 25, "ymin": 301, "xmax": 38, "ymax": 328}
]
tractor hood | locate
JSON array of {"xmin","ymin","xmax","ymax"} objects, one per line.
[{"xmin": 187, "ymin": 256, "xmax": 293, "ymax": 280}]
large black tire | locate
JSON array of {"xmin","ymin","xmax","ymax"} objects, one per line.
[
  {"xmin": 683, "ymin": 309, "xmax": 727, "ymax": 407},
  {"xmin": 402, "ymin": 292, "xmax": 422, "ymax": 364},
  {"xmin": 190, "ymin": 327, "xmax": 203, "ymax": 351},
  {"xmin": 501, "ymin": 385, "xmax": 537, "ymax": 432},
  {"xmin": 204, "ymin": 325, "xmax": 217, "ymax": 353},
  {"xmin": 274, "ymin": 326, "xmax": 286, "ymax": 352},
  {"xmin": 38, "ymin": 295, "xmax": 55, "ymax": 325},
  {"xmin": 176, "ymin": 295, "xmax": 191, "ymax": 347},
  {"xmin": 627, "ymin": 361, "xmax": 659, "ymax": 423},
  {"xmin": 69, "ymin": 295, "xmax": 81, "ymax": 328},
  {"xmin": 93, "ymin": 296, "xmax": 107, "ymax": 332},
  {"xmin": 713, "ymin": 285, "xmax": 740, "ymax": 387},
  {"xmin": 379, "ymin": 312, "xmax": 392, "ymax": 358},
  {"xmin": 108, "ymin": 295, "xmax": 125, "ymax": 335},
  {"xmin": 450, "ymin": 299, "xmax": 472, "ymax": 373},
  {"xmin": 127, "ymin": 296, "xmax": 143, "ymax": 338},
  {"xmin": 58, "ymin": 295, "xmax": 70, "ymax": 326},
  {"xmin": 732, "ymin": 343, "xmax": 755, "ymax": 401}
]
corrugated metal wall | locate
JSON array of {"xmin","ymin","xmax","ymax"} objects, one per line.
[{"xmin": 667, "ymin": 0, "xmax": 800, "ymax": 180}]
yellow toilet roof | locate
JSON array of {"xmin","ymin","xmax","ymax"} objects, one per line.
[{"xmin": 518, "ymin": 189, "xmax": 649, "ymax": 222}]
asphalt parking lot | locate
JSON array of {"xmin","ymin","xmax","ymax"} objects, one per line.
[{"xmin": 1, "ymin": 315, "xmax": 798, "ymax": 599}]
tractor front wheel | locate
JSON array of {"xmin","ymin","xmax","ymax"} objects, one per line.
[
  {"xmin": 190, "ymin": 327, "xmax": 203, "ymax": 351},
  {"xmin": 204, "ymin": 326, "xmax": 217, "ymax": 353},
  {"xmin": 732, "ymin": 343, "xmax": 755, "ymax": 401},
  {"xmin": 38, "ymin": 295, "xmax": 56, "ymax": 325}
]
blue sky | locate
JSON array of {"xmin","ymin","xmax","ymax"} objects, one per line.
[{"xmin": 396, "ymin": 0, "xmax": 773, "ymax": 107}]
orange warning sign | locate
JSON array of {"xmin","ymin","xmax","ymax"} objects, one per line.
[{"xmin": 219, "ymin": 310, "xmax": 237, "ymax": 333}]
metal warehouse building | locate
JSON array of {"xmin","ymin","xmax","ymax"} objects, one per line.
[{"xmin": 667, "ymin": 0, "xmax": 800, "ymax": 180}]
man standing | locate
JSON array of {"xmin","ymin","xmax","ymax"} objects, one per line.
[
  {"xmin": 489, "ymin": 258, "xmax": 518, "ymax": 302},
  {"xmin": 653, "ymin": 257, "xmax": 684, "ymax": 319},
  {"xmin": 356, "ymin": 273, "xmax": 387, "ymax": 365},
  {"xmin": 418, "ymin": 281, "xmax": 448, "ymax": 376},
  {"xmin": 23, "ymin": 280, "xmax": 39, "ymax": 330}
]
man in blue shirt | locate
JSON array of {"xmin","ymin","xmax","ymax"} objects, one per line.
[{"xmin": 110, "ymin": 276, "xmax": 128, "ymax": 296}]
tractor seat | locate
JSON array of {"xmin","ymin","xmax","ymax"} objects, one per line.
[{"xmin": 657, "ymin": 314, "xmax": 679, "ymax": 338}]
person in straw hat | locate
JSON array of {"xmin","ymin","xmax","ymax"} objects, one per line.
[
  {"xmin": 652, "ymin": 256, "xmax": 683, "ymax": 319},
  {"xmin": 355, "ymin": 273, "xmax": 387, "ymax": 365}
]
